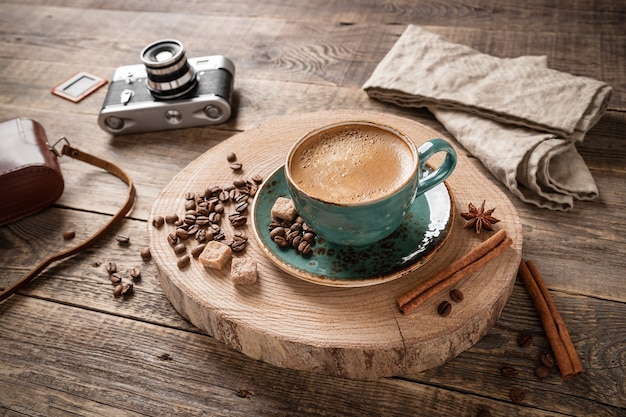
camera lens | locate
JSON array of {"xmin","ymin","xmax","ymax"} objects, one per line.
[{"xmin": 141, "ymin": 39, "xmax": 197, "ymax": 99}]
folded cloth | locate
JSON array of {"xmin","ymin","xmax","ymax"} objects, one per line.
[{"xmin": 363, "ymin": 25, "xmax": 613, "ymax": 210}]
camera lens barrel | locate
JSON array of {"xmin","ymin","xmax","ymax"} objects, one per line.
[{"xmin": 141, "ymin": 39, "xmax": 198, "ymax": 99}]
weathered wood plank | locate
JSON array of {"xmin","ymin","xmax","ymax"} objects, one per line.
[
  {"xmin": 2, "ymin": 295, "xmax": 622, "ymax": 417},
  {"xmin": 0, "ymin": 4, "xmax": 624, "ymax": 108},
  {"xmin": 6, "ymin": 0, "xmax": 626, "ymax": 36}
]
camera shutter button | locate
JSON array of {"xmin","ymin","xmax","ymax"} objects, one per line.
[
  {"xmin": 204, "ymin": 105, "xmax": 222, "ymax": 120},
  {"xmin": 164, "ymin": 109, "xmax": 183, "ymax": 125}
]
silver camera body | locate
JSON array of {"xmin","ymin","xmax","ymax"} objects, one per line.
[{"xmin": 98, "ymin": 40, "xmax": 235, "ymax": 135}]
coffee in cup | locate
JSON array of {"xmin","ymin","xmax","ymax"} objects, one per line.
[
  {"xmin": 288, "ymin": 123, "xmax": 415, "ymax": 205},
  {"xmin": 285, "ymin": 121, "xmax": 456, "ymax": 246}
]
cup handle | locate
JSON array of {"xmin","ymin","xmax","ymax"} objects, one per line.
[{"xmin": 416, "ymin": 138, "xmax": 457, "ymax": 196}]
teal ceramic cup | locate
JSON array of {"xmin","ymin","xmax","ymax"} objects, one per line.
[{"xmin": 285, "ymin": 121, "xmax": 456, "ymax": 246}]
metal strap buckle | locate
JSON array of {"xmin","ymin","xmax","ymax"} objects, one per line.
[{"xmin": 48, "ymin": 136, "xmax": 71, "ymax": 157}]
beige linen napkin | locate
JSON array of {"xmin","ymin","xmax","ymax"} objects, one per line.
[{"xmin": 363, "ymin": 26, "xmax": 612, "ymax": 210}]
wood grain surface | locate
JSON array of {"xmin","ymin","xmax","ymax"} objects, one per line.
[{"xmin": 1, "ymin": 1, "xmax": 624, "ymax": 416}]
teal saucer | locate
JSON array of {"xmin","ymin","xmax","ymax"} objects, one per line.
[{"xmin": 251, "ymin": 165, "xmax": 454, "ymax": 287}]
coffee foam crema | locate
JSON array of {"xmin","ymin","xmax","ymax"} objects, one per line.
[{"xmin": 289, "ymin": 124, "xmax": 415, "ymax": 204}]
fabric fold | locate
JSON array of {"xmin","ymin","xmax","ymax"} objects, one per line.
[{"xmin": 363, "ymin": 25, "xmax": 612, "ymax": 210}]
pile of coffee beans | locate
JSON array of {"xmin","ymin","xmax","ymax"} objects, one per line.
[
  {"xmin": 268, "ymin": 215, "xmax": 317, "ymax": 256},
  {"xmin": 152, "ymin": 154, "xmax": 263, "ymax": 269},
  {"xmin": 103, "ymin": 261, "xmax": 140, "ymax": 298}
]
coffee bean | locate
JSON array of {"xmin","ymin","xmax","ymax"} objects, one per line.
[
  {"xmin": 541, "ymin": 351, "xmax": 556, "ymax": 368},
  {"xmin": 109, "ymin": 272, "xmax": 122, "ymax": 284},
  {"xmin": 191, "ymin": 244, "xmax": 206, "ymax": 258},
  {"xmin": 152, "ymin": 216, "xmax": 165, "ymax": 228},
  {"xmin": 105, "ymin": 262, "xmax": 117, "ymax": 274},
  {"xmin": 252, "ymin": 174, "xmax": 263, "ymax": 184},
  {"xmin": 174, "ymin": 243, "xmax": 187, "ymax": 255},
  {"xmin": 167, "ymin": 233, "xmax": 178, "ymax": 246},
  {"xmin": 517, "ymin": 333, "xmax": 533, "ymax": 347},
  {"xmin": 227, "ymin": 152, "xmax": 237, "ymax": 162},
  {"xmin": 534, "ymin": 366, "xmax": 551, "ymax": 380},
  {"xmin": 248, "ymin": 183, "xmax": 258, "ymax": 197},
  {"xmin": 129, "ymin": 267, "xmax": 141, "ymax": 281},
  {"xmin": 63, "ymin": 230, "xmax": 75, "ymax": 240},
  {"xmin": 231, "ymin": 240, "xmax": 247, "ymax": 252},
  {"xmin": 140, "ymin": 247, "xmax": 152, "ymax": 259},
  {"xmin": 195, "ymin": 215, "xmax": 210, "ymax": 226},
  {"xmin": 184, "ymin": 199, "xmax": 196, "ymax": 211},
  {"xmin": 437, "ymin": 300, "xmax": 452, "ymax": 317},
  {"xmin": 229, "ymin": 214, "xmax": 247, "ymax": 227},
  {"xmin": 218, "ymin": 190, "xmax": 230, "ymax": 202},
  {"xmin": 273, "ymin": 235, "xmax": 289, "ymax": 248},
  {"xmin": 298, "ymin": 241, "xmax": 312, "ymax": 255},
  {"xmin": 270, "ymin": 227, "xmax": 286, "ymax": 239},
  {"xmin": 196, "ymin": 229, "xmax": 208, "ymax": 242},
  {"xmin": 113, "ymin": 284, "xmax": 124, "ymax": 298},
  {"xmin": 234, "ymin": 192, "xmax": 248, "ymax": 203},
  {"xmin": 205, "ymin": 186, "xmax": 220, "ymax": 198},
  {"xmin": 236, "ymin": 201, "xmax": 249, "ymax": 213},
  {"xmin": 196, "ymin": 201, "xmax": 209, "ymax": 211},
  {"xmin": 286, "ymin": 230, "xmax": 300, "ymax": 245},
  {"xmin": 196, "ymin": 206, "xmax": 210, "ymax": 217},
  {"xmin": 116, "ymin": 235, "xmax": 130, "ymax": 245},
  {"xmin": 165, "ymin": 214, "xmax": 179, "ymax": 224},
  {"xmin": 120, "ymin": 282, "xmax": 134, "ymax": 296},
  {"xmin": 500, "ymin": 366, "xmax": 518, "ymax": 378},
  {"xmin": 449, "ymin": 288, "xmax": 464, "ymax": 303},
  {"xmin": 177, "ymin": 255, "xmax": 191, "ymax": 269},
  {"xmin": 233, "ymin": 178, "xmax": 246, "ymax": 188},
  {"xmin": 229, "ymin": 189, "xmax": 239, "ymax": 202},
  {"xmin": 175, "ymin": 228, "xmax": 189, "ymax": 240},
  {"xmin": 187, "ymin": 224, "xmax": 199, "ymax": 236},
  {"xmin": 509, "ymin": 387, "xmax": 525, "ymax": 403},
  {"xmin": 230, "ymin": 162, "xmax": 242, "ymax": 171}
]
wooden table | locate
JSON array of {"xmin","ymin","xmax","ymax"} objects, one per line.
[{"xmin": 1, "ymin": 1, "xmax": 624, "ymax": 416}]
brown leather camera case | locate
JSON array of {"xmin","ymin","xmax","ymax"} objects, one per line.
[{"xmin": 0, "ymin": 118, "xmax": 64, "ymax": 226}]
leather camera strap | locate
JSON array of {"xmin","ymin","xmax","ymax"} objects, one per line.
[{"xmin": 0, "ymin": 142, "xmax": 136, "ymax": 303}]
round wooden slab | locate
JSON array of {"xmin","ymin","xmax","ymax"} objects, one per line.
[{"xmin": 148, "ymin": 110, "xmax": 523, "ymax": 379}]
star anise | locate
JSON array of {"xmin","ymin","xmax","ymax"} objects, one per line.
[{"xmin": 460, "ymin": 200, "xmax": 500, "ymax": 233}]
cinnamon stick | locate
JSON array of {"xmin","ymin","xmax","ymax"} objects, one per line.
[
  {"xmin": 398, "ymin": 230, "xmax": 512, "ymax": 314},
  {"xmin": 518, "ymin": 260, "xmax": 583, "ymax": 380}
]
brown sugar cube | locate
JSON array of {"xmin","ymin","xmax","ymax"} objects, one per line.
[
  {"xmin": 230, "ymin": 257, "xmax": 257, "ymax": 285},
  {"xmin": 271, "ymin": 197, "xmax": 297, "ymax": 222},
  {"xmin": 198, "ymin": 241, "xmax": 233, "ymax": 270}
]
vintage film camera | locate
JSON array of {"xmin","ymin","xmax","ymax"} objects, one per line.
[{"xmin": 98, "ymin": 39, "xmax": 234, "ymax": 135}]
